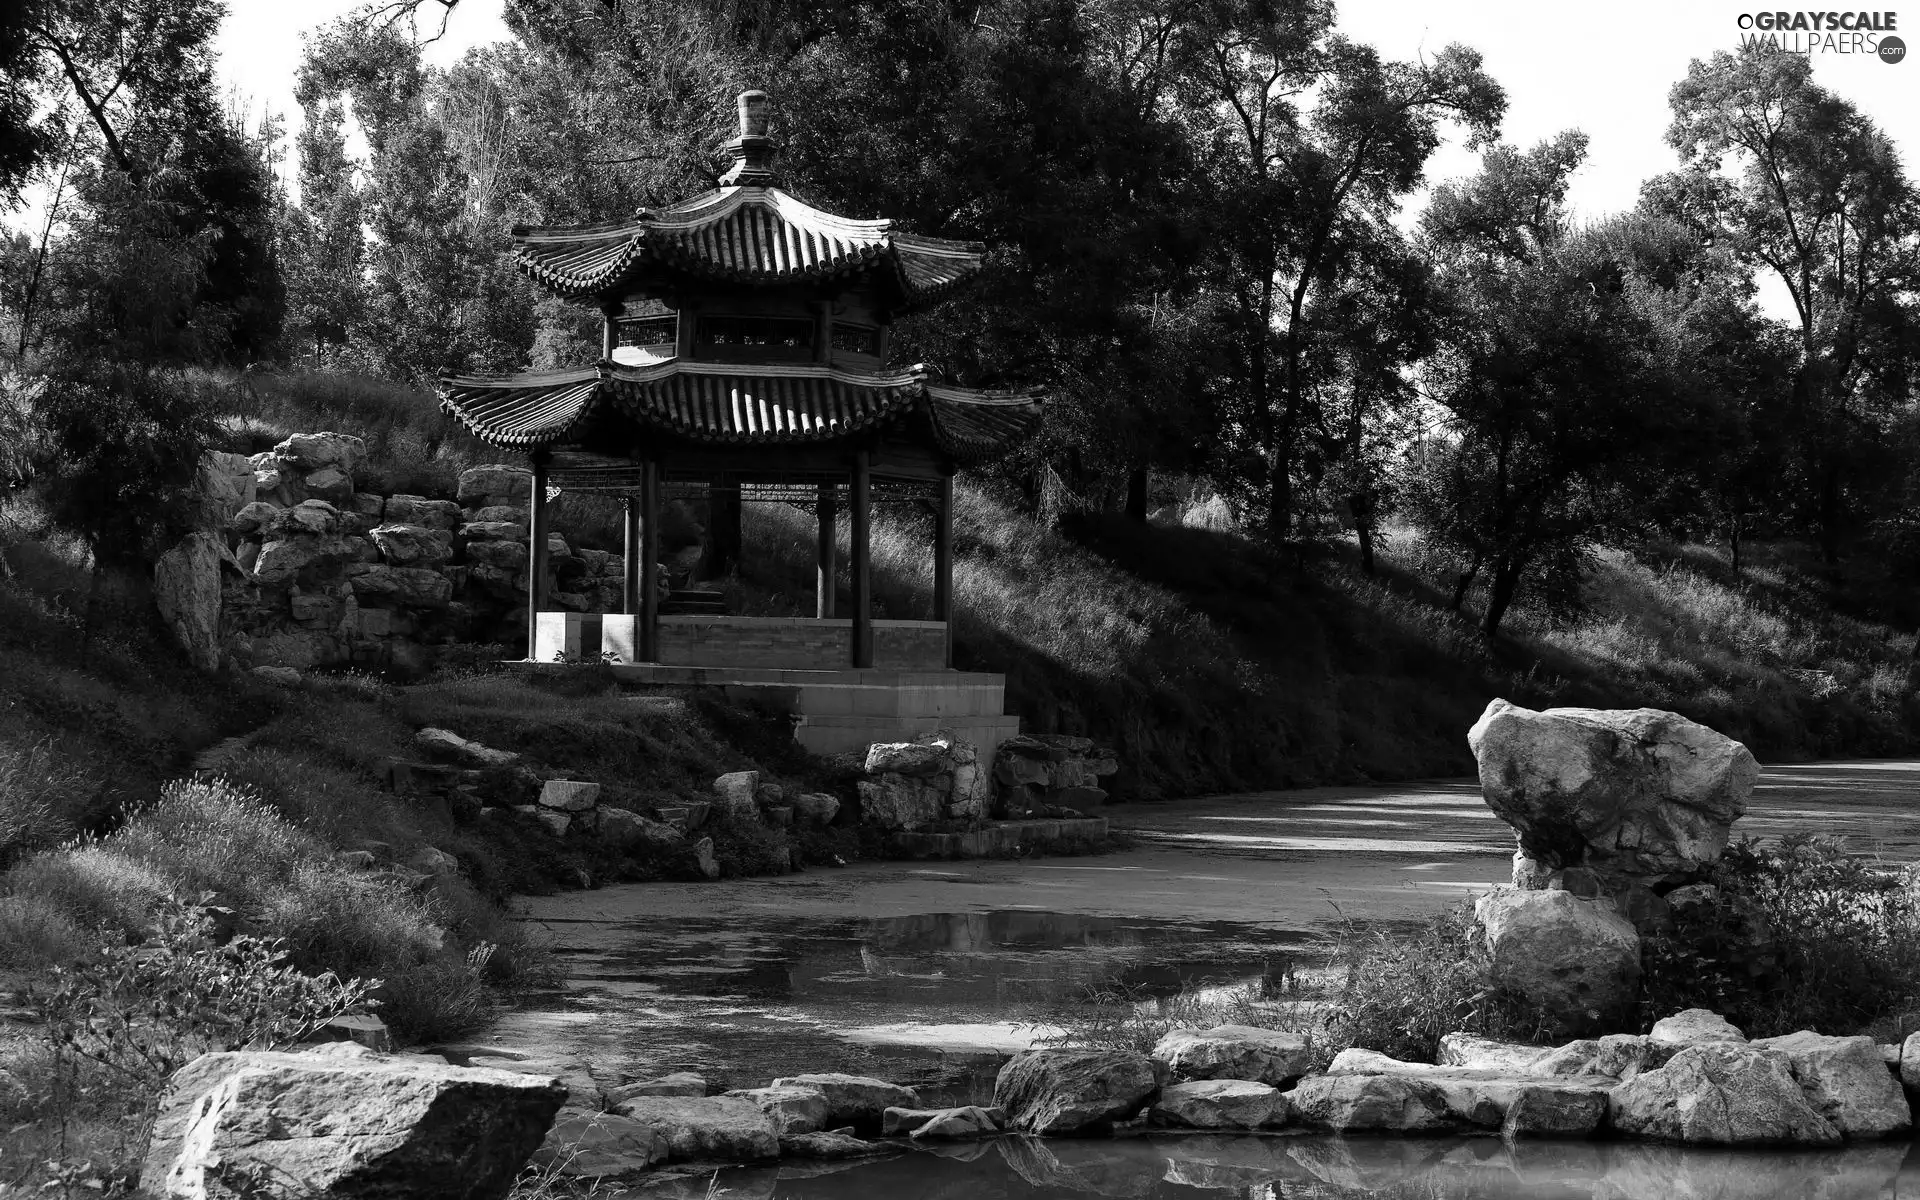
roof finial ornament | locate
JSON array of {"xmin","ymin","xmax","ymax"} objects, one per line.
[{"xmin": 720, "ymin": 90, "xmax": 778, "ymax": 188}]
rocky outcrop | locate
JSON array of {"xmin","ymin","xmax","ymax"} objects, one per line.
[
  {"xmin": 858, "ymin": 731, "xmax": 988, "ymax": 830},
  {"xmin": 609, "ymin": 1095, "xmax": 779, "ymax": 1162},
  {"xmin": 993, "ymin": 1049, "xmax": 1162, "ymax": 1135},
  {"xmin": 1151, "ymin": 1024, "xmax": 1313, "ymax": 1087},
  {"xmin": 145, "ymin": 1045, "xmax": 565, "ymax": 1199},
  {"xmin": 766, "ymin": 1074, "xmax": 917, "ymax": 1134},
  {"xmin": 1473, "ymin": 887, "xmax": 1641, "ymax": 1032},
  {"xmin": 1752, "ymin": 1031, "xmax": 1911, "ymax": 1140},
  {"xmin": 727, "ymin": 1085, "xmax": 829, "ymax": 1136},
  {"xmin": 991, "ymin": 734, "xmax": 1119, "ymax": 814},
  {"xmin": 1149, "ymin": 1080, "xmax": 1288, "ymax": 1130},
  {"xmin": 1608, "ymin": 1043, "xmax": 1841, "ymax": 1146},
  {"xmin": 1470, "ymin": 700, "xmax": 1756, "ymax": 909}
]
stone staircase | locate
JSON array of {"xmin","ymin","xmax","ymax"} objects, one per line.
[{"xmin": 609, "ymin": 664, "xmax": 1020, "ymax": 762}]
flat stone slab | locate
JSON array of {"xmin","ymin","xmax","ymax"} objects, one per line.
[{"xmin": 1294, "ymin": 1057, "xmax": 1613, "ymax": 1136}]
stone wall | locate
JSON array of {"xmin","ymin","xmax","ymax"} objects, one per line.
[
  {"xmin": 656, "ymin": 617, "xmax": 947, "ymax": 671},
  {"xmin": 160, "ymin": 435, "xmax": 633, "ymax": 674}
]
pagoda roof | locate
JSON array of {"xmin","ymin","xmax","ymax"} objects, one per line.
[
  {"xmin": 512, "ymin": 187, "xmax": 985, "ymax": 310},
  {"xmin": 440, "ymin": 360, "xmax": 1039, "ymax": 466}
]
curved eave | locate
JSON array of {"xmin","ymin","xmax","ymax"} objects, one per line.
[
  {"xmin": 439, "ymin": 367, "xmax": 603, "ymax": 450},
  {"xmin": 437, "ymin": 360, "xmax": 1043, "ymax": 461}
]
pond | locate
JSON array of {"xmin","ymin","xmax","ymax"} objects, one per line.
[{"xmin": 616, "ymin": 1134, "xmax": 1920, "ymax": 1199}]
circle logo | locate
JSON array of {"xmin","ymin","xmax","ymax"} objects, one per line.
[{"xmin": 1881, "ymin": 35, "xmax": 1907, "ymax": 63}]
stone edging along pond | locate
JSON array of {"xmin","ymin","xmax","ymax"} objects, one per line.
[{"xmin": 140, "ymin": 1011, "xmax": 1920, "ymax": 1197}]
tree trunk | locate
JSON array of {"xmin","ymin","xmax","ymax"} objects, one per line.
[
  {"xmin": 1818, "ymin": 458, "xmax": 1843, "ymax": 572},
  {"xmin": 1355, "ymin": 511, "xmax": 1375, "ymax": 575},
  {"xmin": 1124, "ymin": 466, "xmax": 1149, "ymax": 523},
  {"xmin": 1728, "ymin": 513, "xmax": 1742, "ymax": 574},
  {"xmin": 1450, "ymin": 557, "xmax": 1481, "ymax": 612},
  {"xmin": 1265, "ymin": 446, "xmax": 1292, "ymax": 540},
  {"xmin": 1482, "ymin": 558, "xmax": 1525, "ymax": 636}
]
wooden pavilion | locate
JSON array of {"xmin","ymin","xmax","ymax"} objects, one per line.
[{"xmin": 439, "ymin": 91, "xmax": 1042, "ymax": 673}]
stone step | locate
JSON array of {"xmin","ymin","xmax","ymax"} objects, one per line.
[{"xmin": 794, "ymin": 714, "xmax": 1021, "ymax": 762}]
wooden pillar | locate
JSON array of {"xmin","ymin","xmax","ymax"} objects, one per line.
[
  {"xmin": 851, "ymin": 450, "xmax": 872, "ymax": 668},
  {"xmin": 601, "ymin": 302, "xmax": 620, "ymax": 359},
  {"xmin": 526, "ymin": 455, "xmax": 551, "ymax": 660},
  {"xmin": 622, "ymin": 495, "xmax": 641, "ymax": 614},
  {"xmin": 639, "ymin": 461, "xmax": 661, "ymax": 663},
  {"xmin": 815, "ymin": 481, "xmax": 837, "ymax": 619},
  {"xmin": 934, "ymin": 472, "xmax": 954, "ymax": 668}
]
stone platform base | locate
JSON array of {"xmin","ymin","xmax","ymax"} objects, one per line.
[{"xmin": 885, "ymin": 818, "xmax": 1110, "ymax": 860}]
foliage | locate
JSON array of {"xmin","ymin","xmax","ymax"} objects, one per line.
[
  {"xmin": 1645, "ymin": 834, "xmax": 1920, "ymax": 1038},
  {"xmin": 1320, "ymin": 905, "xmax": 1506, "ymax": 1063},
  {"xmin": 28, "ymin": 894, "xmax": 375, "ymax": 1093}
]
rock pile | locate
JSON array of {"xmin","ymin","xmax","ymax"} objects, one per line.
[
  {"xmin": 990, "ymin": 734, "xmax": 1119, "ymax": 814},
  {"xmin": 154, "ymin": 442, "xmax": 645, "ymax": 675},
  {"xmin": 859, "ymin": 731, "xmax": 989, "ymax": 830}
]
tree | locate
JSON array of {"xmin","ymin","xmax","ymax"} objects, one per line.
[
  {"xmin": 1178, "ymin": 1, "xmax": 1503, "ymax": 538},
  {"xmin": 280, "ymin": 96, "xmax": 366, "ymax": 366},
  {"xmin": 1650, "ymin": 43, "xmax": 1920, "ymax": 567},
  {"xmin": 1412, "ymin": 138, "xmax": 1736, "ymax": 635}
]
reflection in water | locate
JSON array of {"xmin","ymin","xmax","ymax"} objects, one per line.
[{"xmin": 619, "ymin": 1133, "xmax": 1920, "ymax": 1200}]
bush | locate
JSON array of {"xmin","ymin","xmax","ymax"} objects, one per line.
[
  {"xmin": 1321, "ymin": 905, "xmax": 1508, "ymax": 1063},
  {"xmin": 0, "ymin": 738, "xmax": 94, "ymax": 861}
]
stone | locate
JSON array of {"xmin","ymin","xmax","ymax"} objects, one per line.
[
  {"xmin": 778, "ymin": 1131, "xmax": 886, "ymax": 1160},
  {"xmin": 414, "ymin": 727, "xmax": 519, "ymax": 769},
  {"xmin": 992, "ymin": 1049, "xmax": 1161, "ymax": 1136},
  {"xmin": 459, "ymin": 521, "xmax": 529, "ymax": 546},
  {"xmin": 1531, "ymin": 1033, "xmax": 1653, "ymax": 1080},
  {"xmin": 539, "ymin": 780, "xmax": 601, "ymax": 811},
  {"xmin": 273, "ymin": 432, "xmax": 367, "ymax": 476},
  {"xmin": 462, "ymin": 1054, "xmax": 601, "ymax": 1111},
  {"xmin": 712, "ymin": 771, "xmax": 760, "ymax": 822},
  {"xmin": 520, "ymin": 807, "xmax": 569, "ymax": 837},
  {"xmin": 145, "ymin": 1046, "xmax": 563, "ymax": 1199},
  {"xmin": 309, "ymin": 1013, "xmax": 391, "ymax": 1053},
  {"xmin": 598, "ymin": 808, "xmax": 682, "ymax": 853},
  {"xmin": 1473, "ymin": 888, "xmax": 1640, "ymax": 1032},
  {"xmin": 383, "ymin": 495, "xmax": 463, "ymax": 531},
  {"xmin": 465, "ymin": 539, "xmax": 527, "ymax": 569},
  {"xmin": 608, "ymin": 1072, "xmax": 706, "ymax": 1102},
  {"xmin": 1289, "ymin": 1067, "xmax": 1610, "ymax": 1136},
  {"xmin": 791, "ymin": 793, "xmax": 841, "ymax": 826},
  {"xmin": 1650, "ymin": 1008, "xmax": 1746, "ymax": 1050},
  {"xmin": 694, "ymin": 836, "xmax": 719, "ymax": 879},
  {"xmin": 727, "ymin": 1085, "xmax": 829, "ymax": 1136},
  {"xmin": 1149, "ymin": 1079, "xmax": 1287, "ymax": 1130},
  {"xmin": 767, "ymin": 1074, "xmax": 917, "ymax": 1134},
  {"xmin": 302, "ymin": 465, "xmax": 354, "ymax": 502},
  {"xmin": 610, "ymin": 1095, "xmax": 777, "ymax": 1162},
  {"xmin": 1469, "ymin": 699, "xmax": 1758, "ymax": 890},
  {"xmin": 348, "ymin": 493, "xmax": 385, "ymax": 517},
  {"xmin": 1502, "ymin": 1086, "xmax": 1609, "ymax": 1138},
  {"xmin": 1901, "ymin": 1031, "xmax": 1920, "ymax": 1098},
  {"xmin": 1608, "ymin": 1043, "xmax": 1841, "ymax": 1146},
  {"xmin": 865, "ymin": 741, "xmax": 949, "ymax": 777},
  {"xmin": 407, "ymin": 846, "xmax": 459, "ymax": 877},
  {"xmin": 1752, "ymin": 1030, "xmax": 1912, "ymax": 1140},
  {"xmin": 1150, "ymin": 1024, "xmax": 1313, "ymax": 1087},
  {"xmin": 154, "ymin": 533, "xmax": 227, "ymax": 673},
  {"xmin": 458, "ymin": 465, "xmax": 533, "ymax": 506},
  {"xmin": 348, "ymin": 564, "xmax": 452, "ymax": 608},
  {"xmin": 471, "ymin": 505, "xmax": 529, "ymax": 524},
  {"xmin": 533, "ymin": 1110, "xmax": 666, "ymax": 1180},
  {"xmin": 370, "ymin": 523, "xmax": 455, "ymax": 567},
  {"xmin": 276, "ymin": 499, "xmax": 345, "ymax": 537},
  {"xmin": 857, "ymin": 776, "xmax": 947, "ymax": 831},
  {"xmin": 249, "ymin": 660, "xmax": 301, "ymax": 687},
  {"xmin": 1436, "ymin": 1033, "xmax": 1548, "ymax": 1074},
  {"xmin": 909, "ymin": 1105, "xmax": 1004, "ymax": 1140},
  {"xmin": 227, "ymin": 501, "xmax": 281, "ymax": 537}
]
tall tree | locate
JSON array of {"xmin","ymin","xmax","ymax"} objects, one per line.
[
  {"xmin": 1650, "ymin": 43, "xmax": 1920, "ymax": 567},
  {"xmin": 1179, "ymin": 0, "xmax": 1503, "ymax": 538}
]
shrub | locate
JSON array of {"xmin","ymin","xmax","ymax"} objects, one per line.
[
  {"xmin": 1320, "ymin": 905, "xmax": 1510, "ymax": 1063},
  {"xmin": 0, "ymin": 737, "xmax": 94, "ymax": 861}
]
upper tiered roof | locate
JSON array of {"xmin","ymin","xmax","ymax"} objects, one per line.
[{"xmin": 509, "ymin": 91, "xmax": 985, "ymax": 312}]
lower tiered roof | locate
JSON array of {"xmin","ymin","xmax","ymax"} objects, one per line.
[{"xmin": 439, "ymin": 360, "xmax": 1040, "ymax": 467}]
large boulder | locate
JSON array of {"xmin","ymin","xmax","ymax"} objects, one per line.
[
  {"xmin": 766, "ymin": 1073, "xmax": 916, "ymax": 1134},
  {"xmin": 726, "ymin": 1085, "xmax": 829, "ymax": 1136},
  {"xmin": 856, "ymin": 775, "xmax": 947, "ymax": 831},
  {"xmin": 1752, "ymin": 1031, "xmax": 1912, "ymax": 1140},
  {"xmin": 993, "ymin": 1049, "xmax": 1161, "ymax": 1135},
  {"xmin": 610, "ymin": 1095, "xmax": 778, "ymax": 1162},
  {"xmin": 145, "ymin": 1045, "xmax": 565, "ymax": 1199},
  {"xmin": 533, "ymin": 1110, "xmax": 666, "ymax": 1181},
  {"xmin": 860, "ymin": 731, "xmax": 987, "ymax": 829},
  {"xmin": 1608, "ymin": 1043, "xmax": 1841, "ymax": 1146},
  {"xmin": 1469, "ymin": 699, "xmax": 1757, "ymax": 890},
  {"xmin": 1473, "ymin": 887, "xmax": 1640, "ymax": 1032},
  {"xmin": 273, "ymin": 432, "xmax": 367, "ymax": 477},
  {"xmin": 383, "ymin": 495, "xmax": 463, "ymax": 531},
  {"xmin": 370, "ymin": 524, "xmax": 455, "ymax": 568},
  {"xmin": 1149, "ymin": 1080, "xmax": 1287, "ymax": 1130},
  {"xmin": 457, "ymin": 465, "xmax": 534, "ymax": 507},
  {"xmin": 154, "ymin": 533, "xmax": 227, "ymax": 673},
  {"xmin": 1650, "ymin": 1008, "xmax": 1746, "ymax": 1052},
  {"xmin": 712, "ymin": 771, "xmax": 760, "ymax": 823},
  {"xmin": 1290, "ymin": 1064, "xmax": 1609, "ymax": 1136},
  {"xmin": 1150, "ymin": 1025, "xmax": 1312, "ymax": 1087}
]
